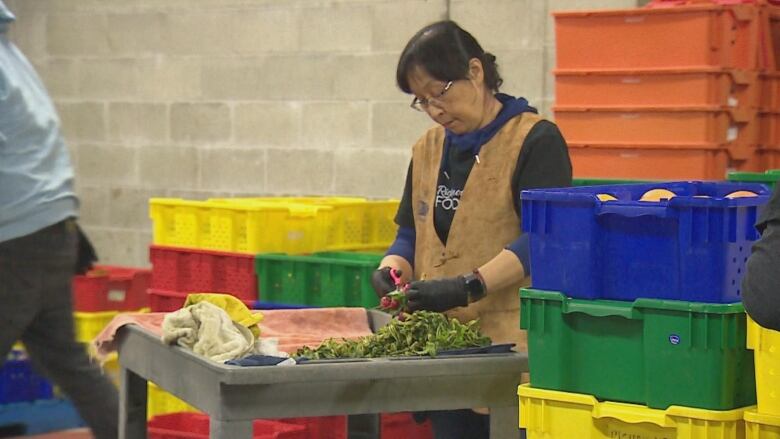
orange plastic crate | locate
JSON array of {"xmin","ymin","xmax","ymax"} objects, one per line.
[
  {"xmin": 555, "ymin": 4, "xmax": 761, "ymax": 70},
  {"xmin": 554, "ymin": 107, "xmax": 759, "ymax": 147},
  {"xmin": 568, "ymin": 143, "xmax": 749, "ymax": 180},
  {"xmin": 761, "ymin": 112, "xmax": 780, "ymax": 148},
  {"xmin": 760, "ymin": 74, "xmax": 780, "ymax": 112},
  {"xmin": 555, "ymin": 68, "xmax": 760, "ymax": 109}
]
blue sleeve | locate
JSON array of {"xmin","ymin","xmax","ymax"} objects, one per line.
[
  {"xmin": 506, "ymin": 233, "xmax": 531, "ymax": 275},
  {"xmin": 385, "ymin": 226, "xmax": 415, "ymax": 267}
]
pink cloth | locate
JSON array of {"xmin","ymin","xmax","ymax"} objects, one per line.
[{"xmin": 92, "ymin": 307, "xmax": 373, "ymax": 359}]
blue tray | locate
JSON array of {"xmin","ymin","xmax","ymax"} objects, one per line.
[{"xmin": 521, "ymin": 181, "xmax": 770, "ymax": 302}]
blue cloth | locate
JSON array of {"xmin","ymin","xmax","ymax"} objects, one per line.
[
  {"xmin": 385, "ymin": 226, "xmax": 415, "ymax": 266},
  {"xmin": 0, "ymin": 5, "xmax": 78, "ymax": 243},
  {"xmin": 224, "ymin": 355, "xmax": 290, "ymax": 367},
  {"xmin": 506, "ymin": 233, "xmax": 531, "ymax": 275},
  {"xmin": 440, "ymin": 93, "xmax": 536, "ymax": 178}
]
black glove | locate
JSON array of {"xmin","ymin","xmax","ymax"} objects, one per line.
[
  {"xmin": 371, "ymin": 267, "xmax": 400, "ymax": 298},
  {"xmin": 75, "ymin": 224, "xmax": 98, "ymax": 275},
  {"xmin": 406, "ymin": 276, "xmax": 469, "ymax": 313}
]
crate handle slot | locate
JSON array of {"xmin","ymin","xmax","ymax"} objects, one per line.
[
  {"xmin": 562, "ymin": 300, "xmax": 641, "ymax": 320},
  {"xmin": 593, "ymin": 401, "xmax": 673, "ymax": 427},
  {"xmin": 597, "ymin": 204, "xmax": 672, "ymax": 218}
]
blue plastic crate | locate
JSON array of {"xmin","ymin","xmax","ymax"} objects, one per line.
[
  {"xmin": 0, "ymin": 352, "xmax": 53, "ymax": 404},
  {"xmin": 0, "ymin": 399, "xmax": 84, "ymax": 435},
  {"xmin": 521, "ymin": 181, "xmax": 770, "ymax": 302}
]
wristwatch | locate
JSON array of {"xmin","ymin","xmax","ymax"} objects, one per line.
[{"xmin": 463, "ymin": 269, "xmax": 487, "ymax": 303}]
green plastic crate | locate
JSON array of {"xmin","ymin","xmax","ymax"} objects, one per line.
[
  {"xmin": 727, "ymin": 170, "xmax": 780, "ymax": 191},
  {"xmin": 572, "ymin": 178, "xmax": 652, "ymax": 186},
  {"xmin": 520, "ymin": 288, "xmax": 756, "ymax": 410},
  {"xmin": 255, "ymin": 252, "xmax": 383, "ymax": 308}
]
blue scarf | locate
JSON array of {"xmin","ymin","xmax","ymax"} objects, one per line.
[{"xmin": 441, "ymin": 93, "xmax": 536, "ymax": 178}]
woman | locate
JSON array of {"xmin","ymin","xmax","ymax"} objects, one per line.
[{"xmin": 371, "ymin": 20, "xmax": 572, "ymax": 438}]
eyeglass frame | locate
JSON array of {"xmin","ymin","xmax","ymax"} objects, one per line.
[{"xmin": 410, "ymin": 80, "xmax": 454, "ymax": 112}]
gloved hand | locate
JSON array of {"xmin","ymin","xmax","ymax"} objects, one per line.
[
  {"xmin": 406, "ymin": 276, "xmax": 468, "ymax": 313},
  {"xmin": 371, "ymin": 267, "xmax": 401, "ymax": 298}
]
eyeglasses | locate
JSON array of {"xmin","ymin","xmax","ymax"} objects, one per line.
[{"xmin": 410, "ymin": 80, "xmax": 454, "ymax": 112}]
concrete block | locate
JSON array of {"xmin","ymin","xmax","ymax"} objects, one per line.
[
  {"xmin": 76, "ymin": 144, "xmax": 137, "ymax": 186},
  {"xmin": 34, "ymin": 59, "xmax": 79, "ymax": 98},
  {"xmin": 107, "ymin": 12, "xmax": 166, "ymax": 55},
  {"xmin": 136, "ymin": 58, "xmax": 202, "ymax": 101},
  {"xmin": 170, "ymin": 103, "xmax": 231, "ymax": 144},
  {"xmin": 109, "ymin": 103, "xmax": 168, "ymax": 144},
  {"xmin": 200, "ymin": 148, "xmax": 266, "ymax": 193},
  {"xmin": 234, "ymin": 102, "xmax": 301, "ymax": 146},
  {"xmin": 77, "ymin": 59, "xmax": 139, "ymax": 100},
  {"xmin": 333, "ymin": 149, "xmax": 409, "ymax": 198},
  {"xmin": 138, "ymin": 146, "xmax": 199, "ymax": 189},
  {"xmin": 76, "ymin": 185, "xmax": 110, "ymax": 227},
  {"xmin": 266, "ymin": 148, "xmax": 334, "ymax": 194},
  {"xmin": 301, "ymin": 102, "xmax": 369, "ymax": 148},
  {"xmin": 82, "ymin": 226, "xmax": 142, "ymax": 267},
  {"xmin": 6, "ymin": 5, "xmax": 46, "ymax": 59},
  {"xmin": 371, "ymin": 102, "xmax": 435, "ymax": 149},
  {"xmin": 231, "ymin": 8, "xmax": 299, "ymax": 53},
  {"xmin": 202, "ymin": 55, "xmax": 335, "ymax": 100},
  {"xmin": 495, "ymin": 48, "xmax": 545, "ymax": 105},
  {"xmin": 300, "ymin": 5, "xmax": 371, "ymax": 52},
  {"xmin": 451, "ymin": 0, "xmax": 545, "ymax": 51},
  {"xmin": 372, "ymin": 0, "xmax": 447, "ymax": 51},
  {"xmin": 46, "ymin": 13, "xmax": 109, "ymax": 56},
  {"xmin": 58, "ymin": 102, "xmax": 106, "ymax": 143},
  {"xmin": 108, "ymin": 187, "xmax": 157, "ymax": 229},
  {"xmin": 332, "ymin": 53, "xmax": 406, "ymax": 101}
]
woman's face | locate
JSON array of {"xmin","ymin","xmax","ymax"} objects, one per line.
[{"xmin": 406, "ymin": 60, "xmax": 491, "ymax": 135}]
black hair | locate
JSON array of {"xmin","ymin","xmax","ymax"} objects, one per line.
[{"xmin": 396, "ymin": 20, "xmax": 503, "ymax": 94}]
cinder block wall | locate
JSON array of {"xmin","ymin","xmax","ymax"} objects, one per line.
[{"xmin": 4, "ymin": 0, "xmax": 637, "ymax": 266}]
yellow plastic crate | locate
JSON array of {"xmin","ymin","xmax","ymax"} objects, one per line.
[
  {"xmin": 747, "ymin": 316, "xmax": 780, "ymax": 416},
  {"xmin": 148, "ymin": 382, "xmax": 199, "ymax": 419},
  {"xmin": 745, "ymin": 409, "xmax": 780, "ymax": 439},
  {"xmin": 518, "ymin": 384, "xmax": 749, "ymax": 439},
  {"xmin": 150, "ymin": 198, "xmax": 330, "ymax": 254},
  {"xmin": 74, "ymin": 310, "xmax": 119, "ymax": 344},
  {"xmin": 210, "ymin": 197, "xmax": 399, "ymax": 251}
]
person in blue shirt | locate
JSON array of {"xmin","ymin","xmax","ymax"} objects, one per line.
[{"xmin": 0, "ymin": 3, "xmax": 118, "ymax": 438}]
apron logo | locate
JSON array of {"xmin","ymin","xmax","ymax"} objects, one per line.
[{"xmin": 435, "ymin": 185, "xmax": 462, "ymax": 211}]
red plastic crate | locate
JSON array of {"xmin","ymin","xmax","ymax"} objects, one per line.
[
  {"xmin": 148, "ymin": 413, "xmax": 307, "ymax": 439},
  {"xmin": 150, "ymin": 245, "xmax": 257, "ymax": 302},
  {"xmin": 381, "ymin": 413, "xmax": 434, "ymax": 439},
  {"xmin": 148, "ymin": 289, "xmax": 256, "ymax": 312},
  {"xmin": 72, "ymin": 265, "xmax": 151, "ymax": 312}
]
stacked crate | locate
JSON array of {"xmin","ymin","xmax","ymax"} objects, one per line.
[
  {"xmin": 517, "ymin": 181, "xmax": 770, "ymax": 438},
  {"xmin": 554, "ymin": 1, "xmax": 780, "ymax": 180}
]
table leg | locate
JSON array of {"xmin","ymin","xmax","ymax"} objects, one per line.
[
  {"xmin": 210, "ymin": 419, "xmax": 253, "ymax": 438},
  {"xmin": 347, "ymin": 414, "xmax": 380, "ymax": 439},
  {"xmin": 119, "ymin": 367, "xmax": 148, "ymax": 439},
  {"xmin": 490, "ymin": 405, "xmax": 520, "ymax": 439}
]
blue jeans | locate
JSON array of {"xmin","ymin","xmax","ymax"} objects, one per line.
[{"xmin": 0, "ymin": 219, "xmax": 118, "ymax": 439}]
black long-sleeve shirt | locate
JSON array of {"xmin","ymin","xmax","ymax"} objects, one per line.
[{"xmin": 742, "ymin": 185, "xmax": 780, "ymax": 330}]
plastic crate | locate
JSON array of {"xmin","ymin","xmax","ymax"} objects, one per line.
[
  {"xmin": 255, "ymin": 252, "xmax": 382, "ymax": 308},
  {"xmin": 555, "ymin": 68, "xmax": 760, "ymax": 109},
  {"xmin": 761, "ymin": 73, "xmax": 780, "ymax": 111},
  {"xmin": 74, "ymin": 310, "xmax": 119, "ymax": 344},
  {"xmin": 567, "ymin": 143, "xmax": 753, "ymax": 180},
  {"xmin": 728, "ymin": 169, "xmax": 780, "ymax": 190},
  {"xmin": 381, "ymin": 413, "xmax": 433, "ymax": 439},
  {"xmin": 0, "ymin": 399, "xmax": 85, "ymax": 436},
  {"xmin": 745, "ymin": 409, "xmax": 780, "ymax": 439},
  {"xmin": 210, "ymin": 197, "xmax": 399, "ymax": 252},
  {"xmin": 149, "ymin": 198, "xmax": 331, "ymax": 254},
  {"xmin": 147, "ymin": 289, "xmax": 256, "ymax": 313},
  {"xmin": 521, "ymin": 181, "xmax": 770, "ymax": 302},
  {"xmin": 518, "ymin": 385, "xmax": 749, "ymax": 439},
  {"xmin": 149, "ymin": 246, "xmax": 257, "ymax": 301},
  {"xmin": 555, "ymin": 4, "xmax": 761, "ymax": 70},
  {"xmin": 554, "ymin": 107, "xmax": 758, "ymax": 147},
  {"xmin": 520, "ymin": 288, "xmax": 756, "ymax": 410},
  {"xmin": 0, "ymin": 351, "xmax": 53, "ymax": 404},
  {"xmin": 72, "ymin": 265, "xmax": 151, "ymax": 312},
  {"xmin": 147, "ymin": 383, "xmax": 199, "ymax": 419},
  {"xmin": 761, "ymin": 112, "xmax": 780, "ymax": 148},
  {"xmin": 147, "ymin": 413, "xmax": 308, "ymax": 439},
  {"xmin": 747, "ymin": 316, "xmax": 780, "ymax": 416}
]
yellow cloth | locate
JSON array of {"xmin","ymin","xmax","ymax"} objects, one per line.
[{"xmin": 184, "ymin": 293, "xmax": 262, "ymax": 338}]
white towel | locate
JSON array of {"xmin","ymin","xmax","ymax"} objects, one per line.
[{"xmin": 162, "ymin": 301, "xmax": 254, "ymax": 362}]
